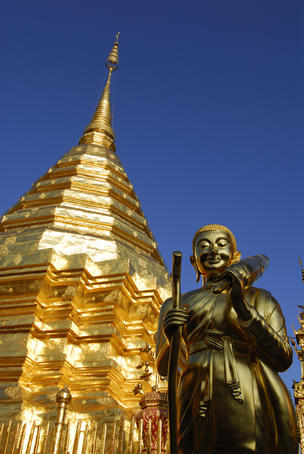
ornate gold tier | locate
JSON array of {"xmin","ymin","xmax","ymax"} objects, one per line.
[{"xmin": 0, "ymin": 144, "xmax": 170, "ymax": 433}]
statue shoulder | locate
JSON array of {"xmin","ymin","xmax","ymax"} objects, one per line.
[
  {"xmin": 245, "ymin": 286, "xmax": 282, "ymax": 315},
  {"xmin": 246, "ymin": 286, "xmax": 276, "ymax": 300}
]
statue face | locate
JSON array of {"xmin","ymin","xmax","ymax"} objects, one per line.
[{"xmin": 194, "ymin": 230, "xmax": 232, "ymax": 276}]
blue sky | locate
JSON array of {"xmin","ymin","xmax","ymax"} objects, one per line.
[{"xmin": 1, "ymin": 1, "xmax": 303, "ymax": 392}]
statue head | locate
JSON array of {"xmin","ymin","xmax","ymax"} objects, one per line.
[{"xmin": 190, "ymin": 224, "xmax": 241, "ymax": 282}]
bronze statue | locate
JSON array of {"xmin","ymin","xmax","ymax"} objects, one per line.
[{"xmin": 156, "ymin": 224, "xmax": 298, "ymax": 454}]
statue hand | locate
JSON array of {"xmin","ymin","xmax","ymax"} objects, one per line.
[
  {"xmin": 163, "ymin": 308, "xmax": 189, "ymax": 342},
  {"xmin": 229, "ymin": 275, "xmax": 252, "ymax": 322},
  {"xmin": 212, "ymin": 272, "xmax": 235, "ymax": 294}
]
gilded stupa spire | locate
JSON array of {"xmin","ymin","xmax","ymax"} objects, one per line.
[{"xmin": 79, "ymin": 33, "xmax": 120, "ymax": 151}]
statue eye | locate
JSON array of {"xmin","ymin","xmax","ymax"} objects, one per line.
[
  {"xmin": 218, "ymin": 240, "xmax": 228, "ymax": 247},
  {"xmin": 198, "ymin": 241, "xmax": 209, "ymax": 248}
]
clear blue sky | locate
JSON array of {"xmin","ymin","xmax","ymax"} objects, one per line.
[{"xmin": 1, "ymin": 1, "xmax": 303, "ymax": 392}]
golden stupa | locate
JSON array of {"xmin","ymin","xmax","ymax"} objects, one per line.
[{"xmin": 0, "ymin": 35, "xmax": 171, "ymax": 453}]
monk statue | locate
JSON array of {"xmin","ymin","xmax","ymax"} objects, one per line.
[{"xmin": 156, "ymin": 224, "xmax": 298, "ymax": 454}]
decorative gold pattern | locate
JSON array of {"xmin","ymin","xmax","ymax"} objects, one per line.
[{"xmin": 292, "ymin": 260, "xmax": 304, "ymax": 452}]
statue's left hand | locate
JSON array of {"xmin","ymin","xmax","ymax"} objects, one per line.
[
  {"xmin": 229, "ymin": 275, "xmax": 252, "ymax": 322},
  {"xmin": 213, "ymin": 272, "xmax": 252, "ymax": 322},
  {"xmin": 212, "ymin": 272, "xmax": 234, "ymax": 294}
]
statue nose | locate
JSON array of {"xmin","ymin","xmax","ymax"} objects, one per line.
[{"xmin": 209, "ymin": 243, "xmax": 218, "ymax": 253}]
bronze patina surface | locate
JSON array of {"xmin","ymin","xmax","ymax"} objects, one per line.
[{"xmin": 156, "ymin": 224, "xmax": 298, "ymax": 454}]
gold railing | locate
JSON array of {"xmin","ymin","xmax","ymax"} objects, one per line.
[
  {"xmin": 0, "ymin": 389, "xmax": 170, "ymax": 454},
  {"xmin": 0, "ymin": 418, "xmax": 169, "ymax": 454}
]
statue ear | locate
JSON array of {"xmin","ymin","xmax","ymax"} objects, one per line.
[
  {"xmin": 231, "ymin": 251, "xmax": 241, "ymax": 264},
  {"xmin": 190, "ymin": 255, "xmax": 201, "ymax": 283}
]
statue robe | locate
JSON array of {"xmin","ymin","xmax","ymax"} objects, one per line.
[{"xmin": 156, "ymin": 256, "xmax": 298, "ymax": 454}]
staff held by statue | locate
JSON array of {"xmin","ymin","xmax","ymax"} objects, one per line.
[{"xmin": 168, "ymin": 251, "xmax": 182, "ymax": 454}]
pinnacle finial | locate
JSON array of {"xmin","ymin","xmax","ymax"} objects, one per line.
[
  {"xmin": 106, "ymin": 32, "xmax": 120, "ymax": 71},
  {"xmin": 79, "ymin": 34, "xmax": 120, "ymax": 151}
]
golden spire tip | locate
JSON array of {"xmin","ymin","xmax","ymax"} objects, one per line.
[
  {"xmin": 79, "ymin": 34, "xmax": 120, "ymax": 151},
  {"xmin": 106, "ymin": 33, "xmax": 120, "ymax": 71}
]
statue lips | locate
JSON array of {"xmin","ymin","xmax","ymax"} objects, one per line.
[
  {"xmin": 207, "ymin": 258, "xmax": 221, "ymax": 264},
  {"xmin": 200, "ymin": 254, "xmax": 225, "ymax": 269}
]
